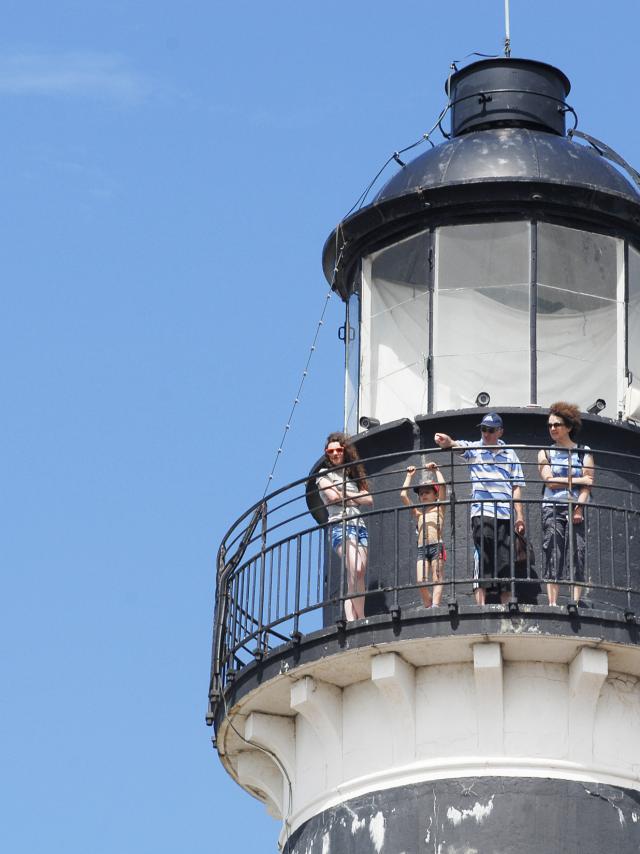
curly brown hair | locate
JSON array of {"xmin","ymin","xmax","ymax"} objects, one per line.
[
  {"xmin": 549, "ymin": 401, "xmax": 582, "ymax": 440},
  {"xmin": 324, "ymin": 431, "xmax": 369, "ymax": 490}
]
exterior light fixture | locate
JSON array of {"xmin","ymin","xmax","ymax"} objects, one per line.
[
  {"xmin": 359, "ymin": 416, "xmax": 381, "ymax": 430},
  {"xmin": 587, "ymin": 398, "xmax": 606, "ymax": 414},
  {"xmin": 476, "ymin": 392, "xmax": 491, "ymax": 407}
]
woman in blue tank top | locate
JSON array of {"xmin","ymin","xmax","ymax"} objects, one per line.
[{"xmin": 537, "ymin": 402, "xmax": 595, "ymax": 607}]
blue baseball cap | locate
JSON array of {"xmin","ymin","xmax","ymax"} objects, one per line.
[{"xmin": 478, "ymin": 412, "xmax": 503, "ymax": 428}]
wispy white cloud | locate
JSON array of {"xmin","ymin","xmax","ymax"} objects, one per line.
[{"xmin": 0, "ymin": 51, "xmax": 151, "ymax": 104}]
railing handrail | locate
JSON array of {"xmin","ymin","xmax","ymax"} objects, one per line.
[
  {"xmin": 225, "ymin": 493, "xmax": 639, "ymax": 572},
  {"xmin": 217, "ymin": 443, "xmax": 640, "ymax": 576}
]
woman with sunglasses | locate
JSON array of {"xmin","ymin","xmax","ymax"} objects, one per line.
[
  {"xmin": 538, "ymin": 402, "xmax": 594, "ymax": 606},
  {"xmin": 316, "ymin": 432, "xmax": 373, "ymax": 621}
]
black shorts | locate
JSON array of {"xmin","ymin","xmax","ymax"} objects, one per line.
[{"xmin": 416, "ymin": 541, "xmax": 446, "ymax": 562}]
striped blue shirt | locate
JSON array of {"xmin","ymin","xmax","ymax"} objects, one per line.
[
  {"xmin": 458, "ymin": 440, "xmax": 525, "ymax": 518},
  {"xmin": 542, "ymin": 445, "xmax": 591, "ymax": 506}
]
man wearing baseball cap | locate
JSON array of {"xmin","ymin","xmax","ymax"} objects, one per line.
[{"xmin": 434, "ymin": 414, "xmax": 525, "ymax": 605}]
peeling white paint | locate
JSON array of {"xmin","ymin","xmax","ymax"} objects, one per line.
[
  {"xmin": 425, "ymin": 814, "xmax": 433, "ymax": 843},
  {"xmin": 321, "ymin": 831, "xmax": 330, "ymax": 854},
  {"xmin": 501, "ymin": 617, "xmax": 524, "ymax": 633},
  {"xmin": 369, "ymin": 811, "xmax": 386, "ymax": 852},
  {"xmin": 446, "ymin": 797, "xmax": 494, "ymax": 826},
  {"xmin": 447, "ymin": 807, "xmax": 463, "ymax": 826},
  {"xmin": 442, "ymin": 848, "xmax": 479, "ymax": 854},
  {"xmin": 342, "ymin": 805, "xmax": 359, "ymax": 822},
  {"xmin": 583, "ymin": 786, "xmax": 626, "ymax": 827},
  {"xmin": 351, "ymin": 815, "xmax": 365, "ymax": 834}
]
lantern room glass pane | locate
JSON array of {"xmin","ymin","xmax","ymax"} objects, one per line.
[
  {"xmin": 438, "ymin": 221, "xmax": 530, "ymax": 288},
  {"xmin": 536, "ymin": 223, "xmax": 622, "ymax": 416},
  {"xmin": 536, "ymin": 287, "xmax": 618, "ymax": 411},
  {"xmin": 626, "ymin": 245, "xmax": 640, "ymax": 422},
  {"xmin": 629, "ymin": 245, "xmax": 640, "ymax": 381},
  {"xmin": 434, "ymin": 222, "xmax": 530, "ymax": 410},
  {"xmin": 345, "ymin": 291, "xmax": 360, "ymax": 435},
  {"xmin": 360, "ymin": 231, "xmax": 429, "ymax": 425},
  {"xmin": 538, "ymin": 222, "xmax": 618, "ymax": 299}
]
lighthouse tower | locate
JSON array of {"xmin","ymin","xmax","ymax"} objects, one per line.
[{"xmin": 208, "ymin": 57, "xmax": 640, "ymax": 853}]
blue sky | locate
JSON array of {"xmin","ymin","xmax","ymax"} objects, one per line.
[{"xmin": 2, "ymin": 2, "xmax": 639, "ymax": 852}]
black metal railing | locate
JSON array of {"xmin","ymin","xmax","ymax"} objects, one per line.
[{"xmin": 208, "ymin": 445, "xmax": 640, "ymax": 722}]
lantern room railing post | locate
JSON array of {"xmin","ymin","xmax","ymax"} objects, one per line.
[
  {"xmin": 392, "ymin": 507, "xmax": 400, "ymax": 618},
  {"xmin": 447, "ymin": 448, "xmax": 457, "ymax": 609},
  {"xmin": 338, "ymin": 518, "xmax": 347, "ymax": 628},
  {"xmin": 509, "ymin": 497, "xmax": 517, "ymax": 608},
  {"xmin": 254, "ymin": 501, "xmax": 268, "ymax": 657},
  {"xmin": 291, "ymin": 533, "xmax": 302, "ymax": 641}
]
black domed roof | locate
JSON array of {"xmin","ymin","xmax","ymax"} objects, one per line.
[
  {"xmin": 323, "ymin": 58, "xmax": 640, "ymax": 294},
  {"xmin": 375, "ymin": 127, "xmax": 640, "ymax": 204}
]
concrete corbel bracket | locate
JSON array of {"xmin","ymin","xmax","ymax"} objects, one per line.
[
  {"xmin": 371, "ymin": 651, "xmax": 416, "ymax": 764},
  {"xmin": 569, "ymin": 646, "xmax": 608, "ymax": 765},
  {"xmin": 245, "ymin": 712, "xmax": 295, "ymax": 815},
  {"xmin": 245, "ymin": 712, "xmax": 296, "ymax": 784},
  {"xmin": 290, "ymin": 675, "xmax": 342, "ymax": 786},
  {"xmin": 473, "ymin": 642, "xmax": 504, "ymax": 755},
  {"xmin": 236, "ymin": 750, "xmax": 284, "ymax": 819}
]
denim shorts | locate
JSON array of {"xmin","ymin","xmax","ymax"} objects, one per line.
[
  {"xmin": 330, "ymin": 521, "xmax": 368, "ymax": 550},
  {"xmin": 416, "ymin": 541, "xmax": 445, "ymax": 562}
]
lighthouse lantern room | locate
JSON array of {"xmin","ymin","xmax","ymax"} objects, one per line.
[{"xmin": 327, "ymin": 58, "xmax": 640, "ymax": 431}]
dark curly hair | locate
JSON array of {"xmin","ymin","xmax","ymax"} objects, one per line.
[
  {"xmin": 549, "ymin": 401, "xmax": 582, "ymax": 441},
  {"xmin": 324, "ymin": 431, "xmax": 369, "ymax": 490}
]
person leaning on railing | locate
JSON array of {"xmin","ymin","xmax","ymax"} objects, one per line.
[
  {"xmin": 538, "ymin": 402, "xmax": 594, "ymax": 607},
  {"xmin": 435, "ymin": 413, "xmax": 525, "ymax": 606},
  {"xmin": 316, "ymin": 432, "xmax": 373, "ymax": 622},
  {"xmin": 400, "ymin": 462, "xmax": 447, "ymax": 609}
]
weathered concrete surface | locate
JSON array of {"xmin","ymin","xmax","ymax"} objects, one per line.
[{"xmin": 284, "ymin": 777, "xmax": 640, "ymax": 854}]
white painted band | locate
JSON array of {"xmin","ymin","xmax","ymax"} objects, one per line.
[{"xmin": 282, "ymin": 757, "xmax": 640, "ymax": 844}]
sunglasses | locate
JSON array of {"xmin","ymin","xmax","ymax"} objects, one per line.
[
  {"xmin": 480, "ymin": 426, "xmax": 499, "ymax": 433},
  {"xmin": 326, "ymin": 447, "xmax": 344, "ymax": 454},
  {"xmin": 548, "ymin": 422, "xmax": 565, "ymax": 429}
]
